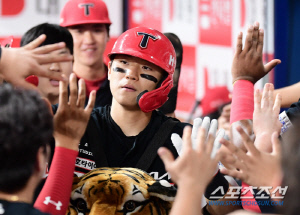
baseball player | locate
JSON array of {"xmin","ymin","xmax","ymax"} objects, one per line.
[{"xmin": 60, "ymin": 0, "xmax": 112, "ymax": 107}]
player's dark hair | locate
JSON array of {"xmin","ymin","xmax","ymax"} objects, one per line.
[
  {"xmin": 158, "ymin": 33, "xmax": 183, "ymax": 114},
  {"xmin": 0, "ymin": 84, "xmax": 53, "ymax": 193},
  {"xmin": 281, "ymin": 118, "xmax": 300, "ymax": 214},
  {"xmin": 20, "ymin": 22, "xmax": 73, "ymax": 54}
]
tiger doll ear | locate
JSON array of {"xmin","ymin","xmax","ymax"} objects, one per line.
[{"xmin": 147, "ymin": 180, "xmax": 177, "ymax": 202}]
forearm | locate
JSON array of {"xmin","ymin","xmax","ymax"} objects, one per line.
[
  {"xmin": 274, "ymin": 82, "xmax": 300, "ymax": 108},
  {"xmin": 170, "ymin": 184, "xmax": 204, "ymax": 215}
]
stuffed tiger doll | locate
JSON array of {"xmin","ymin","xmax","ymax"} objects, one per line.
[{"xmin": 66, "ymin": 167, "xmax": 177, "ymax": 215}]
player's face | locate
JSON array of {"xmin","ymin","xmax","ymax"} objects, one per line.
[
  {"xmin": 68, "ymin": 24, "xmax": 109, "ymax": 68},
  {"xmin": 38, "ymin": 48, "xmax": 73, "ymax": 104},
  {"xmin": 108, "ymin": 55, "xmax": 164, "ymax": 109}
]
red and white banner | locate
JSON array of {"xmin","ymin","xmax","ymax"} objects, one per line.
[{"xmin": 0, "ymin": 0, "xmax": 123, "ymax": 48}]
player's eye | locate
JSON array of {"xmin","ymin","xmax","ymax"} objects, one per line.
[
  {"xmin": 113, "ymin": 67, "xmax": 126, "ymax": 73},
  {"xmin": 140, "ymin": 74, "xmax": 158, "ymax": 83},
  {"xmin": 119, "ymin": 60, "xmax": 128, "ymax": 65},
  {"xmin": 142, "ymin": 65, "xmax": 152, "ymax": 71}
]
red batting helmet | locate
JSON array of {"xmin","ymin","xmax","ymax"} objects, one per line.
[
  {"xmin": 60, "ymin": 0, "xmax": 111, "ymax": 27},
  {"xmin": 108, "ymin": 27, "xmax": 176, "ymax": 113}
]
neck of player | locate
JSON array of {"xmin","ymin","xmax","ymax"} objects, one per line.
[{"xmin": 110, "ymin": 99, "xmax": 153, "ymax": 136}]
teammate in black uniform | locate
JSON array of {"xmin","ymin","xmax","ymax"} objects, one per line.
[{"xmin": 50, "ymin": 26, "xmax": 239, "ymax": 214}]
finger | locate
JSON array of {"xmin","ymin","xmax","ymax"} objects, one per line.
[
  {"xmin": 33, "ymin": 42, "xmax": 66, "ymax": 54},
  {"xmin": 205, "ymin": 133, "xmax": 216, "ymax": 156},
  {"xmin": 58, "ymin": 75, "xmax": 69, "ymax": 107},
  {"xmin": 182, "ymin": 126, "xmax": 193, "ymax": 151},
  {"xmin": 192, "ymin": 118, "xmax": 202, "ymax": 140},
  {"xmin": 252, "ymin": 22, "xmax": 260, "ymax": 50},
  {"xmin": 236, "ymin": 126, "xmax": 259, "ymax": 156},
  {"xmin": 69, "ymin": 73, "xmax": 78, "ymax": 106},
  {"xmin": 158, "ymin": 147, "xmax": 175, "ymax": 170},
  {"xmin": 235, "ymin": 32, "xmax": 243, "ymax": 54},
  {"xmin": 220, "ymin": 168, "xmax": 245, "ymax": 181},
  {"xmin": 201, "ymin": 116, "xmax": 210, "ymax": 135},
  {"xmin": 35, "ymin": 52, "xmax": 73, "ymax": 65},
  {"xmin": 208, "ymin": 119, "xmax": 218, "ymax": 136},
  {"xmin": 171, "ymin": 133, "xmax": 183, "ymax": 156},
  {"xmin": 196, "ymin": 127, "xmax": 208, "ymax": 152},
  {"xmin": 85, "ymin": 90, "xmax": 96, "ymax": 115},
  {"xmin": 269, "ymin": 83, "xmax": 275, "ymax": 108},
  {"xmin": 257, "ymin": 29, "xmax": 264, "ymax": 53},
  {"xmin": 273, "ymin": 93, "xmax": 282, "ymax": 115},
  {"xmin": 271, "ymin": 132, "xmax": 281, "ymax": 156},
  {"xmin": 77, "ymin": 79, "xmax": 86, "ymax": 108},
  {"xmin": 219, "ymin": 137, "xmax": 248, "ymax": 161},
  {"xmin": 264, "ymin": 59, "xmax": 281, "ymax": 73},
  {"xmin": 34, "ymin": 66, "xmax": 67, "ymax": 82},
  {"xmin": 23, "ymin": 34, "xmax": 46, "ymax": 50},
  {"xmin": 211, "ymin": 129, "xmax": 225, "ymax": 159},
  {"xmin": 261, "ymin": 83, "xmax": 270, "ymax": 108},
  {"xmin": 243, "ymin": 25, "xmax": 254, "ymax": 51},
  {"xmin": 254, "ymin": 88, "xmax": 262, "ymax": 111}
]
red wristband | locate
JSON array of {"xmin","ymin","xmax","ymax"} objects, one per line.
[{"xmin": 230, "ymin": 80, "xmax": 254, "ymax": 124}]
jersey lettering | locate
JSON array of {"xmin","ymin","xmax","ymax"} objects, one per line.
[
  {"xmin": 137, "ymin": 32, "xmax": 158, "ymax": 48},
  {"xmin": 149, "ymin": 171, "xmax": 171, "ymax": 180}
]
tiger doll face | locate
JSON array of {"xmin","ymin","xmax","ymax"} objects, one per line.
[{"xmin": 67, "ymin": 168, "xmax": 176, "ymax": 215}]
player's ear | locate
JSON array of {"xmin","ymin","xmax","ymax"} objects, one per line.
[{"xmin": 108, "ymin": 61, "xmax": 112, "ymax": 80}]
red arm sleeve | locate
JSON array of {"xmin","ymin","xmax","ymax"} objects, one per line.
[
  {"xmin": 34, "ymin": 147, "xmax": 78, "ymax": 215},
  {"xmin": 230, "ymin": 80, "xmax": 254, "ymax": 124}
]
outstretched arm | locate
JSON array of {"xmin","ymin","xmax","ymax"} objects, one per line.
[
  {"xmin": 34, "ymin": 73, "xmax": 96, "ymax": 215},
  {"xmin": 0, "ymin": 34, "xmax": 72, "ymax": 89},
  {"xmin": 274, "ymin": 82, "xmax": 300, "ymax": 108}
]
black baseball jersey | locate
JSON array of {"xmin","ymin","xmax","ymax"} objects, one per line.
[
  {"xmin": 0, "ymin": 200, "xmax": 50, "ymax": 215},
  {"xmin": 51, "ymin": 105, "xmax": 187, "ymax": 182}
]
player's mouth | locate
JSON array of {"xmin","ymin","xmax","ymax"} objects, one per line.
[
  {"xmin": 50, "ymin": 79, "xmax": 59, "ymax": 87},
  {"xmin": 121, "ymin": 84, "xmax": 136, "ymax": 91}
]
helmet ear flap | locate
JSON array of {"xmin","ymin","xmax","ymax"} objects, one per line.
[
  {"xmin": 137, "ymin": 90, "xmax": 148, "ymax": 108},
  {"xmin": 138, "ymin": 76, "xmax": 173, "ymax": 113}
]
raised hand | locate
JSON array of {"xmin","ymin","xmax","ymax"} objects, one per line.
[
  {"xmin": 53, "ymin": 73, "xmax": 96, "ymax": 151},
  {"xmin": 171, "ymin": 117, "xmax": 223, "ymax": 156},
  {"xmin": 253, "ymin": 83, "xmax": 282, "ymax": 152},
  {"xmin": 0, "ymin": 34, "xmax": 73, "ymax": 89},
  {"xmin": 159, "ymin": 124, "xmax": 222, "ymax": 188},
  {"xmin": 220, "ymin": 127, "xmax": 282, "ymax": 189},
  {"xmin": 231, "ymin": 22, "xmax": 281, "ymax": 84}
]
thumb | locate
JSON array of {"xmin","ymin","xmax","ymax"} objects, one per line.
[
  {"xmin": 264, "ymin": 59, "xmax": 281, "ymax": 73},
  {"xmin": 158, "ymin": 147, "xmax": 175, "ymax": 170}
]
